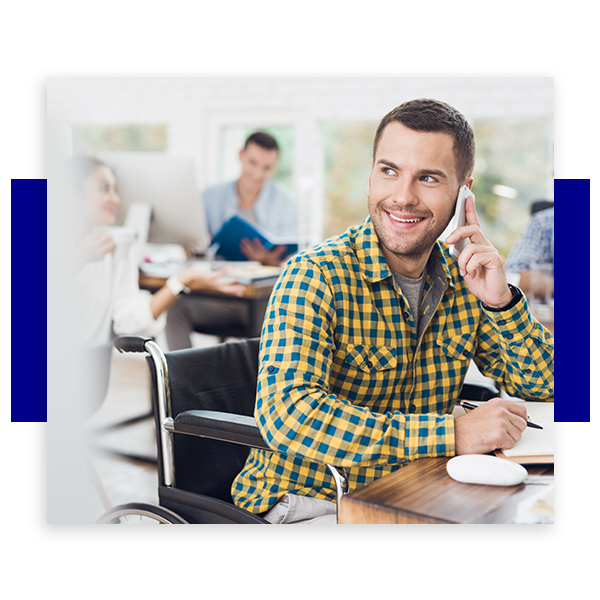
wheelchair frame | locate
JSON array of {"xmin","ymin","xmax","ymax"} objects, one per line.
[{"xmin": 96, "ymin": 335, "xmax": 349, "ymax": 524}]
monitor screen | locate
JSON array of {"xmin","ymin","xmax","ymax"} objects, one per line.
[{"xmin": 97, "ymin": 151, "xmax": 210, "ymax": 252}]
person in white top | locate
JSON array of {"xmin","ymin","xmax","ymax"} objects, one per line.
[{"xmin": 68, "ymin": 156, "xmax": 246, "ymax": 348}]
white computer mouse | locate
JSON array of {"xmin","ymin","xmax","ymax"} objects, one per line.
[{"xmin": 446, "ymin": 454, "xmax": 528, "ymax": 486}]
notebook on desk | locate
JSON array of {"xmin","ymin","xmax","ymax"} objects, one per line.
[
  {"xmin": 496, "ymin": 401, "xmax": 554, "ymax": 464},
  {"xmin": 461, "ymin": 401, "xmax": 554, "ymax": 464}
]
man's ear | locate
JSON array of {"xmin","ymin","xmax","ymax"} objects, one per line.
[{"xmin": 464, "ymin": 177, "xmax": 474, "ymax": 190}]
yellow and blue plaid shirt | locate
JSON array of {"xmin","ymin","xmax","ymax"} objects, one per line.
[{"xmin": 232, "ymin": 218, "xmax": 554, "ymax": 514}]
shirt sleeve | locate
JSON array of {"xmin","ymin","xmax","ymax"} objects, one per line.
[
  {"xmin": 474, "ymin": 292, "xmax": 554, "ymax": 399},
  {"xmin": 202, "ymin": 187, "xmax": 219, "ymax": 239},
  {"xmin": 272, "ymin": 187, "xmax": 299, "ymax": 238},
  {"xmin": 254, "ymin": 182, "xmax": 298, "ymax": 238},
  {"xmin": 110, "ymin": 246, "xmax": 165, "ymax": 338},
  {"xmin": 505, "ymin": 210, "xmax": 554, "ymax": 273},
  {"xmin": 255, "ymin": 257, "xmax": 455, "ymax": 469}
]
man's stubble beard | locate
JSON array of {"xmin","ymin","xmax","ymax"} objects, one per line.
[{"xmin": 370, "ymin": 203, "xmax": 454, "ymax": 261}]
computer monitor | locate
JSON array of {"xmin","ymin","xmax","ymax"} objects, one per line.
[{"xmin": 97, "ymin": 151, "xmax": 210, "ymax": 252}]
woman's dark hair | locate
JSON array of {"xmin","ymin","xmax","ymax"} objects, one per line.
[{"xmin": 64, "ymin": 156, "xmax": 108, "ymax": 190}]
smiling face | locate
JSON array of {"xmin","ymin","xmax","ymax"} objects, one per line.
[
  {"xmin": 238, "ymin": 142, "xmax": 279, "ymax": 196},
  {"xmin": 82, "ymin": 165, "xmax": 120, "ymax": 227},
  {"xmin": 367, "ymin": 121, "xmax": 472, "ymax": 276}
]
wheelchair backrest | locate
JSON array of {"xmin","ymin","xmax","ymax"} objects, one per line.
[{"xmin": 147, "ymin": 338, "xmax": 261, "ymax": 504}]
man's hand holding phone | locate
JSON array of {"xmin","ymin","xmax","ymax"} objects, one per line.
[{"xmin": 446, "ymin": 189, "xmax": 513, "ymax": 309}]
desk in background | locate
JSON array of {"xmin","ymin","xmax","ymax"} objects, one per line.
[{"xmin": 139, "ymin": 272, "xmax": 274, "ymax": 339}]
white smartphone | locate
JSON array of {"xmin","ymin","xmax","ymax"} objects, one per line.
[{"xmin": 449, "ymin": 185, "xmax": 475, "ymax": 259}]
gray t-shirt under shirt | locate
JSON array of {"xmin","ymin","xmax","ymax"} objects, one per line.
[{"xmin": 391, "ymin": 266, "xmax": 426, "ymax": 330}]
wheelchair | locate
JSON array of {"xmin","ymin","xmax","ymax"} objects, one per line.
[{"xmin": 96, "ymin": 335, "xmax": 499, "ymax": 524}]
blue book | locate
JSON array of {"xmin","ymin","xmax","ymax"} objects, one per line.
[{"xmin": 210, "ymin": 214, "xmax": 298, "ymax": 262}]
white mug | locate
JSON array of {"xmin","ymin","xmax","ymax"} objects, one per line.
[{"xmin": 106, "ymin": 226, "xmax": 138, "ymax": 262}]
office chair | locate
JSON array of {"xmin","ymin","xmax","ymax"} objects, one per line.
[
  {"xmin": 96, "ymin": 336, "xmax": 499, "ymax": 524},
  {"xmin": 192, "ymin": 295, "xmax": 270, "ymax": 342},
  {"xmin": 530, "ymin": 199, "xmax": 554, "ymax": 215}
]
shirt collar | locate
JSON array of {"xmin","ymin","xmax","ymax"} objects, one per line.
[
  {"xmin": 428, "ymin": 241, "xmax": 456, "ymax": 290},
  {"xmin": 354, "ymin": 217, "xmax": 392, "ymax": 282},
  {"xmin": 355, "ymin": 216, "xmax": 455, "ymax": 289}
]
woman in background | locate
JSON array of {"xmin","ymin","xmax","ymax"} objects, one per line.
[{"xmin": 67, "ymin": 156, "xmax": 245, "ymax": 348}]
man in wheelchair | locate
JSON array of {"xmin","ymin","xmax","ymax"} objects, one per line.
[{"xmin": 230, "ymin": 99, "xmax": 554, "ymax": 524}]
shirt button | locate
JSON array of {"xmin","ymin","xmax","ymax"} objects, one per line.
[
  {"xmin": 267, "ymin": 365, "xmax": 275, "ymax": 373},
  {"xmin": 497, "ymin": 319, "xmax": 506, "ymax": 326},
  {"xmin": 366, "ymin": 360, "xmax": 373, "ymax": 368},
  {"xmin": 409, "ymin": 404, "xmax": 417, "ymax": 413},
  {"xmin": 403, "ymin": 312, "xmax": 409, "ymax": 319},
  {"xmin": 505, "ymin": 333, "xmax": 513, "ymax": 340},
  {"xmin": 463, "ymin": 350, "xmax": 470, "ymax": 358}
]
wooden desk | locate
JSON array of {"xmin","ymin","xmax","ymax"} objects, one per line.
[{"xmin": 338, "ymin": 457, "xmax": 553, "ymax": 524}]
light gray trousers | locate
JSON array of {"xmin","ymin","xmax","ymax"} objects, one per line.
[{"xmin": 263, "ymin": 493, "xmax": 337, "ymax": 524}]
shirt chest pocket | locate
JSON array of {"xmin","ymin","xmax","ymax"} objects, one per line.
[
  {"xmin": 342, "ymin": 344, "xmax": 398, "ymax": 373},
  {"xmin": 436, "ymin": 333, "xmax": 477, "ymax": 362}
]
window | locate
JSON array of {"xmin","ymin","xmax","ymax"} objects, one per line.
[
  {"xmin": 71, "ymin": 124, "xmax": 167, "ymax": 155},
  {"xmin": 471, "ymin": 117, "xmax": 553, "ymax": 259},
  {"xmin": 320, "ymin": 121, "xmax": 376, "ymax": 240}
]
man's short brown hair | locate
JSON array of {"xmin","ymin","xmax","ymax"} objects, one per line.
[{"xmin": 244, "ymin": 131, "xmax": 279, "ymax": 152}]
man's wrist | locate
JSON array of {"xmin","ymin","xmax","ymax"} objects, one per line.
[{"xmin": 481, "ymin": 284, "xmax": 522, "ymax": 312}]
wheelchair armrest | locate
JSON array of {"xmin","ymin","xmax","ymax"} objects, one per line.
[
  {"xmin": 170, "ymin": 411, "xmax": 350, "ymax": 510},
  {"xmin": 170, "ymin": 410, "xmax": 271, "ymax": 451},
  {"xmin": 114, "ymin": 335, "xmax": 154, "ymax": 353},
  {"xmin": 459, "ymin": 379, "xmax": 499, "ymax": 402}
]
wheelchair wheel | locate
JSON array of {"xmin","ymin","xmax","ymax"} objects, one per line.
[{"xmin": 96, "ymin": 502, "xmax": 189, "ymax": 524}]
